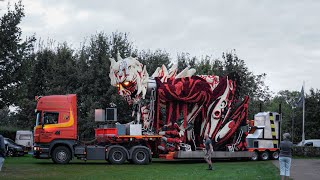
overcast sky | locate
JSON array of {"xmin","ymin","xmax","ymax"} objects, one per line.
[{"xmin": 1, "ymin": 0, "xmax": 319, "ymax": 94}]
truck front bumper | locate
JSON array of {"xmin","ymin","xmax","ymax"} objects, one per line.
[{"xmin": 33, "ymin": 145, "xmax": 50, "ymax": 159}]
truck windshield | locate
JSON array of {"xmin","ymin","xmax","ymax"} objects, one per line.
[{"xmin": 35, "ymin": 111, "xmax": 41, "ymax": 126}]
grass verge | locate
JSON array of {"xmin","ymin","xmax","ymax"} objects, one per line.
[{"xmin": 0, "ymin": 155, "xmax": 280, "ymax": 180}]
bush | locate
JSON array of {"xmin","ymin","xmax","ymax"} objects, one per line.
[
  {"xmin": 293, "ymin": 146, "xmax": 320, "ymax": 157},
  {"xmin": 0, "ymin": 126, "xmax": 19, "ymax": 140}
]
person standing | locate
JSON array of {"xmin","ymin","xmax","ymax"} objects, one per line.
[
  {"xmin": 279, "ymin": 133, "xmax": 293, "ymax": 180},
  {"xmin": 204, "ymin": 134, "xmax": 213, "ymax": 170},
  {"xmin": 0, "ymin": 134, "xmax": 6, "ymax": 172}
]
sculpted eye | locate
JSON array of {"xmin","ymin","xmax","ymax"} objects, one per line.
[{"xmin": 123, "ymin": 81, "xmax": 130, "ymax": 87}]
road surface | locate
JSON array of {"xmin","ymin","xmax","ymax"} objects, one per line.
[{"xmin": 272, "ymin": 159, "xmax": 320, "ymax": 180}]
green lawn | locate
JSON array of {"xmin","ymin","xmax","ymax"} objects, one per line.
[{"xmin": 0, "ymin": 155, "xmax": 280, "ymax": 180}]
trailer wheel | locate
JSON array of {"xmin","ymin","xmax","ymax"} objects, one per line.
[
  {"xmin": 108, "ymin": 147, "xmax": 127, "ymax": 164},
  {"xmin": 251, "ymin": 151, "xmax": 259, "ymax": 161},
  {"xmin": 271, "ymin": 151, "xmax": 279, "ymax": 160},
  {"xmin": 260, "ymin": 151, "xmax": 269, "ymax": 161},
  {"xmin": 132, "ymin": 148, "xmax": 150, "ymax": 165},
  {"xmin": 52, "ymin": 146, "xmax": 71, "ymax": 164}
]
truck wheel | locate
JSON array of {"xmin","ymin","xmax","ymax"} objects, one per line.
[
  {"xmin": 132, "ymin": 148, "xmax": 150, "ymax": 165},
  {"xmin": 271, "ymin": 151, "xmax": 279, "ymax": 160},
  {"xmin": 52, "ymin": 146, "xmax": 72, "ymax": 164},
  {"xmin": 251, "ymin": 151, "xmax": 259, "ymax": 161},
  {"xmin": 260, "ymin": 151, "xmax": 269, "ymax": 161},
  {"xmin": 108, "ymin": 147, "xmax": 127, "ymax": 164}
]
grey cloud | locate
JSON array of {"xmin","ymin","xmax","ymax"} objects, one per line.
[{"xmin": 10, "ymin": 0, "xmax": 320, "ymax": 93}]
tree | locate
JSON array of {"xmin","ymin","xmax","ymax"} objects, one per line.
[
  {"xmin": 0, "ymin": 107, "xmax": 11, "ymax": 126},
  {"xmin": 138, "ymin": 49, "xmax": 171, "ymax": 75},
  {"xmin": 109, "ymin": 32, "xmax": 135, "ymax": 59},
  {"xmin": 303, "ymin": 89, "xmax": 320, "ymax": 141},
  {"xmin": 265, "ymin": 89, "xmax": 320, "ymax": 143},
  {"xmin": 176, "ymin": 52, "xmax": 197, "ymax": 73},
  {"xmin": 194, "ymin": 55, "xmax": 223, "ymax": 75},
  {"xmin": 221, "ymin": 52, "xmax": 270, "ymax": 117},
  {"xmin": 46, "ymin": 43, "xmax": 77, "ymax": 94},
  {"xmin": 15, "ymin": 45, "xmax": 57, "ymax": 129},
  {"xmin": 0, "ymin": 1, "xmax": 35, "ymax": 108},
  {"xmin": 265, "ymin": 90, "xmax": 300, "ymax": 142},
  {"xmin": 75, "ymin": 32, "xmax": 135, "ymax": 138}
]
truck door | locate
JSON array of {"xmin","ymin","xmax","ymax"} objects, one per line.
[{"xmin": 38, "ymin": 112, "xmax": 60, "ymax": 143}]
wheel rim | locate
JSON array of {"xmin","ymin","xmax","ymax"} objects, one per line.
[
  {"xmin": 273, "ymin": 152, "xmax": 279, "ymax": 159},
  {"xmin": 8, "ymin": 150, "xmax": 13, "ymax": 156},
  {"xmin": 112, "ymin": 151, "xmax": 123, "ymax": 162},
  {"xmin": 252, "ymin": 152, "xmax": 258, "ymax": 160},
  {"xmin": 262, "ymin": 153, "xmax": 268, "ymax": 160},
  {"xmin": 56, "ymin": 151, "xmax": 67, "ymax": 162},
  {"xmin": 136, "ymin": 151, "xmax": 146, "ymax": 162}
]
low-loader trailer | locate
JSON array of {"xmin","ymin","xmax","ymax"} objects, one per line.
[{"xmin": 33, "ymin": 94, "xmax": 280, "ymax": 164}]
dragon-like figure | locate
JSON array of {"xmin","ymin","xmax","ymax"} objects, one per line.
[{"xmin": 109, "ymin": 54, "xmax": 249, "ymax": 152}]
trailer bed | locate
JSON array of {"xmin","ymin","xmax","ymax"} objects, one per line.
[{"xmin": 174, "ymin": 150, "xmax": 253, "ymax": 159}]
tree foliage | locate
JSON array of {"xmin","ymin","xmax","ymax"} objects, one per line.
[
  {"xmin": 0, "ymin": 1, "xmax": 35, "ymax": 108},
  {"xmin": 137, "ymin": 49, "xmax": 171, "ymax": 75},
  {"xmin": 265, "ymin": 89, "xmax": 320, "ymax": 143}
]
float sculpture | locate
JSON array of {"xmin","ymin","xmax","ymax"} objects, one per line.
[{"xmin": 109, "ymin": 54, "xmax": 249, "ymax": 152}]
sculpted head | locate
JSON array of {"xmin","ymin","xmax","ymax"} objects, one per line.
[{"xmin": 109, "ymin": 54, "xmax": 149, "ymax": 104}]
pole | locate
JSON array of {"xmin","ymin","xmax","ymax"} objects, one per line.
[
  {"xmin": 302, "ymin": 81, "xmax": 305, "ymax": 142},
  {"xmin": 259, "ymin": 102, "xmax": 262, "ymax": 112},
  {"xmin": 279, "ymin": 104, "xmax": 282, "ymax": 144},
  {"xmin": 291, "ymin": 108, "xmax": 295, "ymax": 143}
]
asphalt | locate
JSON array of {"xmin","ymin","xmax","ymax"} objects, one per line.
[{"xmin": 272, "ymin": 159, "xmax": 320, "ymax": 180}]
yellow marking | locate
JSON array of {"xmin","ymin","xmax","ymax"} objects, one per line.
[
  {"xmin": 270, "ymin": 116, "xmax": 274, "ymax": 120},
  {"xmin": 272, "ymin": 132, "xmax": 277, "ymax": 136},
  {"xmin": 271, "ymin": 124, "xmax": 275, "ymax": 128},
  {"xmin": 273, "ymin": 140, "xmax": 278, "ymax": 144},
  {"xmin": 34, "ymin": 108, "xmax": 74, "ymax": 130}
]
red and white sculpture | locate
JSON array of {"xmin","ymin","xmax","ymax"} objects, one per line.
[{"xmin": 109, "ymin": 54, "xmax": 249, "ymax": 152}]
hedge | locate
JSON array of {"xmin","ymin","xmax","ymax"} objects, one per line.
[
  {"xmin": 0, "ymin": 126, "xmax": 20, "ymax": 140},
  {"xmin": 293, "ymin": 146, "xmax": 320, "ymax": 157}
]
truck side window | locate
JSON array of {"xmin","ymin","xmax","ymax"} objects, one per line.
[
  {"xmin": 44, "ymin": 112, "xmax": 59, "ymax": 124},
  {"xmin": 35, "ymin": 111, "xmax": 42, "ymax": 126}
]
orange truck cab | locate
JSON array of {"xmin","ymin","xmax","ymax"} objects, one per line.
[{"xmin": 33, "ymin": 94, "xmax": 78, "ymax": 162}]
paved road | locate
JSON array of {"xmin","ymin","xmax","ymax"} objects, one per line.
[{"xmin": 272, "ymin": 159, "xmax": 320, "ymax": 180}]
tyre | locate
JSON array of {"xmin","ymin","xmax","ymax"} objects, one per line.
[
  {"xmin": 271, "ymin": 151, "xmax": 279, "ymax": 160},
  {"xmin": 7, "ymin": 149, "xmax": 14, "ymax": 157},
  {"xmin": 132, "ymin": 148, "xmax": 150, "ymax": 165},
  {"xmin": 51, "ymin": 146, "xmax": 72, "ymax": 164},
  {"xmin": 108, "ymin": 147, "xmax": 127, "ymax": 164},
  {"xmin": 260, "ymin": 151, "xmax": 269, "ymax": 161},
  {"xmin": 251, "ymin": 151, "xmax": 259, "ymax": 161}
]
